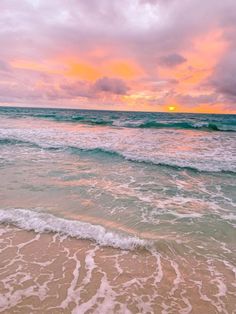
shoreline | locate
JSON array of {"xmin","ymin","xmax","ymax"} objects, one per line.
[
  {"xmin": 1, "ymin": 224, "xmax": 235, "ymax": 313},
  {"xmin": 0, "ymin": 107, "xmax": 235, "ymax": 313}
]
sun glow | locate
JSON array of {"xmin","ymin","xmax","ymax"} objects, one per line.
[{"xmin": 168, "ymin": 106, "xmax": 176, "ymax": 111}]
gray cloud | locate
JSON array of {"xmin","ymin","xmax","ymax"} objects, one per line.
[
  {"xmin": 0, "ymin": 60, "xmax": 12, "ymax": 72},
  {"xmin": 210, "ymin": 52, "xmax": 236, "ymax": 102},
  {"xmin": 58, "ymin": 77, "xmax": 129, "ymax": 100},
  {"xmin": 93, "ymin": 77, "xmax": 129, "ymax": 95},
  {"xmin": 159, "ymin": 53, "xmax": 187, "ymax": 67},
  {"xmin": 0, "ymin": 0, "xmax": 235, "ymax": 63},
  {"xmin": 60, "ymin": 81, "xmax": 92, "ymax": 98},
  {"xmin": 176, "ymin": 94, "xmax": 218, "ymax": 107}
]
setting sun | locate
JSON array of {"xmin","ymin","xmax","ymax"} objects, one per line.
[{"xmin": 168, "ymin": 106, "xmax": 176, "ymax": 111}]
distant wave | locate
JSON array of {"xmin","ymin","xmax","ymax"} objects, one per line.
[
  {"xmin": 34, "ymin": 114, "xmax": 114, "ymax": 126},
  {"xmin": 0, "ymin": 138, "xmax": 28, "ymax": 145},
  {"xmin": 0, "ymin": 208, "xmax": 149, "ymax": 250},
  {"xmin": 2, "ymin": 109, "xmax": 235, "ymax": 132},
  {"xmin": 137, "ymin": 121, "xmax": 236, "ymax": 132},
  {"xmin": 0, "ymin": 137, "xmax": 40, "ymax": 148},
  {"xmin": 1, "ymin": 136, "xmax": 235, "ymax": 173},
  {"xmin": 40, "ymin": 116, "xmax": 236, "ymax": 131}
]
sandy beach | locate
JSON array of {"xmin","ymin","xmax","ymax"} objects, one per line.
[{"xmin": 1, "ymin": 224, "xmax": 236, "ymax": 313}]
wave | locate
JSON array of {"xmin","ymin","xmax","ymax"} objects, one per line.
[
  {"xmin": 31, "ymin": 112, "xmax": 236, "ymax": 132},
  {"xmin": 44, "ymin": 117, "xmax": 236, "ymax": 132},
  {"xmin": 70, "ymin": 147, "xmax": 235, "ymax": 173},
  {"xmin": 35, "ymin": 114, "xmax": 114, "ymax": 126},
  {"xmin": 0, "ymin": 208, "xmax": 149, "ymax": 250},
  {"xmin": 135, "ymin": 121, "xmax": 235, "ymax": 132},
  {"xmin": 0, "ymin": 138, "xmax": 27, "ymax": 146},
  {"xmin": 0, "ymin": 136, "xmax": 235, "ymax": 173},
  {"xmin": 2, "ymin": 109, "xmax": 235, "ymax": 132},
  {"xmin": 79, "ymin": 120, "xmax": 113, "ymax": 126},
  {"xmin": 0, "ymin": 137, "xmax": 41, "ymax": 149}
]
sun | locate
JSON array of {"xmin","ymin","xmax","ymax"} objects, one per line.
[{"xmin": 168, "ymin": 106, "xmax": 176, "ymax": 112}]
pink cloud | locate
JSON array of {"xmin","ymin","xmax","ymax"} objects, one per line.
[{"xmin": 0, "ymin": 0, "xmax": 235, "ymax": 112}]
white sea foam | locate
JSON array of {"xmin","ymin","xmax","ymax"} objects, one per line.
[
  {"xmin": 0, "ymin": 118, "xmax": 235, "ymax": 173},
  {"xmin": 0, "ymin": 208, "xmax": 148, "ymax": 250}
]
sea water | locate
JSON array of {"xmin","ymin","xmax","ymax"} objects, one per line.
[{"xmin": 0, "ymin": 107, "xmax": 235, "ymax": 313}]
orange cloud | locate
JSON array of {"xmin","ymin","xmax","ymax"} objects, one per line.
[
  {"xmin": 159, "ymin": 29, "xmax": 228, "ymax": 93},
  {"xmin": 11, "ymin": 60, "xmax": 50, "ymax": 72},
  {"xmin": 10, "ymin": 59, "xmax": 65, "ymax": 76},
  {"xmin": 65, "ymin": 61, "xmax": 101, "ymax": 81},
  {"xmin": 105, "ymin": 60, "xmax": 143, "ymax": 79},
  {"xmin": 189, "ymin": 103, "xmax": 233, "ymax": 114},
  {"xmin": 154, "ymin": 29, "xmax": 230, "ymax": 112},
  {"xmin": 56, "ymin": 56, "xmax": 143, "ymax": 81}
]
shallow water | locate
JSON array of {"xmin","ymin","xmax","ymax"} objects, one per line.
[
  {"xmin": 0, "ymin": 107, "xmax": 236, "ymax": 312},
  {"xmin": 1, "ymin": 226, "xmax": 236, "ymax": 314}
]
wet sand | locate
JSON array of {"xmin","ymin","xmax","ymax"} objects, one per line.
[{"xmin": 0, "ymin": 225, "xmax": 236, "ymax": 313}]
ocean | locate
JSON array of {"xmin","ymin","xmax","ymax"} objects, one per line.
[{"xmin": 0, "ymin": 106, "xmax": 235, "ymax": 313}]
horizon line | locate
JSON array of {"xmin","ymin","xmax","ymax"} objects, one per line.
[{"xmin": 0, "ymin": 104, "xmax": 235, "ymax": 116}]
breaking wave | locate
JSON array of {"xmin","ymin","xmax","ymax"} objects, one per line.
[
  {"xmin": 32, "ymin": 117, "xmax": 236, "ymax": 132},
  {"xmin": 0, "ymin": 208, "xmax": 149, "ymax": 250},
  {"xmin": 138, "ymin": 121, "xmax": 236, "ymax": 132},
  {"xmin": 0, "ymin": 107, "xmax": 235, "ymax": 132},
  {"xmin": 0, "ymin": 135, "xmax": 235, "ymax": 173}
]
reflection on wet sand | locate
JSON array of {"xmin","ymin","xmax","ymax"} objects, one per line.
[{"xmin": 1, "ymin": 226, "xmax": 235, "ymax": 314}]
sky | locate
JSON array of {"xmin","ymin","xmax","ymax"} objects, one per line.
[{"xmin": 0, "ymin": 0, "xmax": 236, "ymax": 113}]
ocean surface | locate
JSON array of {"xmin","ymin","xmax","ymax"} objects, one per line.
[{"xmin": 0, "ymin": 106, "xmax": 236, "ymax": 313}]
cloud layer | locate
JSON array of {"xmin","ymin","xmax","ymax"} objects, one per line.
[{"xmin": 0, "ymin": 0, "xmax": 235, "ymax": 112}]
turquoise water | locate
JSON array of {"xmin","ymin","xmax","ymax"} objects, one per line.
[
  {"xmin": 0, "ymin": 106, "xmax": 235, "ymax": 247},
  {"xmin": 0, "ymin": 106, "xmax": 236, "ymax": 312}
]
